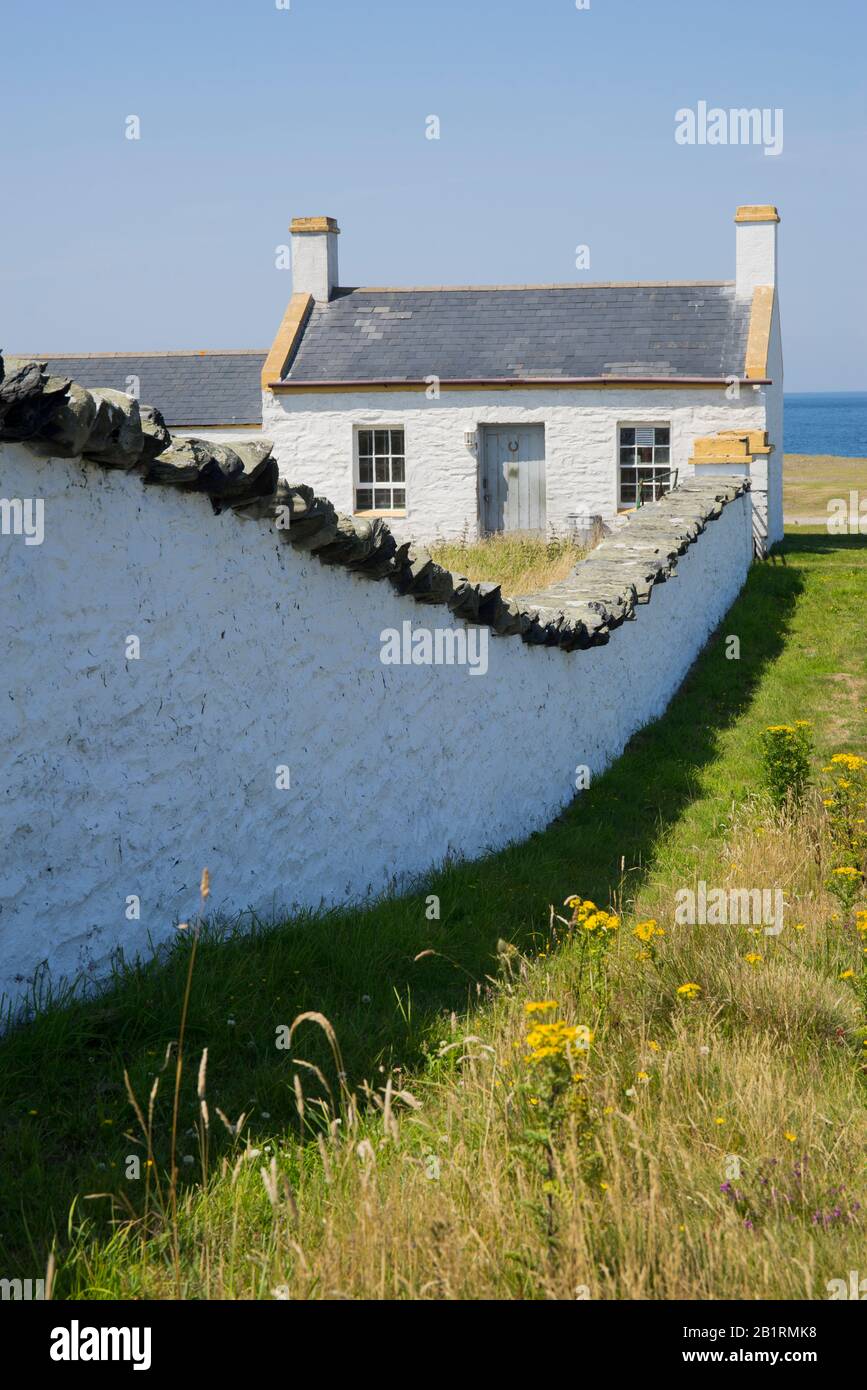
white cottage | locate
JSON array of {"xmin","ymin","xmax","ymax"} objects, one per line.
[{"xmin": 262, "ymin": 207, "xmax": 783, "ymax": 552}]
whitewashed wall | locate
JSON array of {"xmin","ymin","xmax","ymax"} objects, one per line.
[
  {"xmin": 764, "ymin": 299, "xmax": 784, "ymax": 546},
  {"xmin": 264, "ymin": 385, "xmax": 770, "ymax": 543},
  {"xmin": 0, "ymin": 442, "xmax": 752, "ymax": 1016}
]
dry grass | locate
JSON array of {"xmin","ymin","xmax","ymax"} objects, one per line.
[
  {"xmin": 63, "ymin": 792, "xmax": 866, "ymax": 1301},
  {"xmin": 784, "ymin": 454, "xmax": 867, "ymax": 523},
  {"xmin": 429, "ymin": 530, "xmax": 592, "ymax": 597}
]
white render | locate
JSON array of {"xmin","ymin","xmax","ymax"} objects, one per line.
[
  {"xmin": 291, "ymin": 221, "xmax": 340, "ymax": 304},
  {"xmin": 0, "ymin": 441, "xmax": 752, "ymax": 1017},
  {"xmin": 264, "ymin": 384, "xmax": 775, "ymax": 544},
  {"xmin": 735, "ymin": 216, "xmax": 779, "ymax": 300}
]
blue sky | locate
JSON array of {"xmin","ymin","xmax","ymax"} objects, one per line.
[{"xmin": 1, "ymin": 0, "xmax": 864, "ymax": 390}]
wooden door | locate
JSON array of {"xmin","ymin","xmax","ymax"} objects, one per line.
[{"xmin": 481, "ymin": 425, "xmax": 546, "ymax": 533}]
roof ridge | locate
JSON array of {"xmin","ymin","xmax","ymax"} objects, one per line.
[
  {"xmin": 337, "ymin": 281, "xmax": 735, "ymax": 293},
  {"xmin": 7, "ymin": 350, "xmax": 268, "ymax": 360}
]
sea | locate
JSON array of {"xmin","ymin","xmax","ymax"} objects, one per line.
[{"xmin": 784, "ymin": 393, "xmax": 867, "ymax": 457}]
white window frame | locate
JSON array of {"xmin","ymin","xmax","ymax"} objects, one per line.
[
  {"xmin": 354, "ymin": 426, "xmax": 407, "ymax": 515},
  {"xmin": 617, "ymin": 423, "xmax": 672, "ymax": 508}
]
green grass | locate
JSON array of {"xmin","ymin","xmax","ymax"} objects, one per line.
[{"xmin": 1, "ymin": 529, "xmax": 865, "ymax": 1297}]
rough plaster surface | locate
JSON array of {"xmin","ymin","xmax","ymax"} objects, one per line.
[
  {"xmin": 0, "ymin": 442, "xmax": 752, "ymax": 1015},
  {"xmin": 264, "ymin": 385, "xmax": 775, "ymax": 544}
]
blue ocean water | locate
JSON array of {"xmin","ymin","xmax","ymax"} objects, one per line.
[{"xmin": 784, "ymin": 393, "xmax": 867, "ymax": 457}]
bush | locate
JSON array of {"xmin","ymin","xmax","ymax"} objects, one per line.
[
  {"xmin": 760, "ymin": 722, "xmax": 814, "ymax": 809},
  {"xmin": 821, "ymin": 752, "xmax": 867, "ymax": 875}
]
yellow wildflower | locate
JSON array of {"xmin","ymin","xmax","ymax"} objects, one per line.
[
  {"xmin": 524, "ymin": 1020, "xmax": 593, "ymax": 1064},
  {"xmin": 565, "ymin": 896, "xmax": 619, "ymax": 932},
  {"xmin": 830, "ymin": 752, "xmax": 866, "ymax": 771},
  {"xmin": 677, "ymin": 982, "xmax": 702, "ymax": 1000},
  {"xmin": 634, "ymin": 918, "xmax": 665, "ymax": 943}
]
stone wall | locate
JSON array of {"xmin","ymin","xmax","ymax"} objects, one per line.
[{"xmin": 0, "ymin": 357, "xmax": 753, "ymax": 1018}]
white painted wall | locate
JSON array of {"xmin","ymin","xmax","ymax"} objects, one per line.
[
  {"xmin": 291, "ymin": 225, "xmax": 340, "ymax": 304},
  {"xmin": 764, "ymin": 296, "xmax": 784, "ymax": 546},
  {"xmin": 0, "ymin": 443, "xmax": 753, "ymax": 1017},
  {"xmin": 735, "ymin": 219, "xmax": 778, "ymax": 300},
  {"xmin": 264, "ymin": 386, "xmax": 767, "ymax": 543}
]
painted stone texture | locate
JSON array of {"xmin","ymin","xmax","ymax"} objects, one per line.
[{"xmin": 0, "ymin": 358, "xmax": 753, "ymax": 1017}]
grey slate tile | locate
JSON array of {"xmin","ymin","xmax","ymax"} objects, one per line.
[{"xmin": 284, "ymin": 285, "xmax": 750, "ymax": 383}]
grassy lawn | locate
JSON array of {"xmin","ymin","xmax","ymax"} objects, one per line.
[
  {"xmin": 784, "ymin": 453, "xmax": 866, "ymax": 522},
  {"xmin": 1, "ymin": 529, "xmax": 865, "ymax": 1299}
]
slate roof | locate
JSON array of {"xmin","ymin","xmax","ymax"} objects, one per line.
[
  {"xmin": 4, "ymin": 352, "xmax": 265, "ymax": 426},
  {"xmin": 282, "ymin": 283, "xmax": 753, "ymax": 384}
]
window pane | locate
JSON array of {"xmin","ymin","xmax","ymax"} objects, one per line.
[
  {"xmin": 655, "ymin": 447, "xmax": 670, "ymax": 464},
  {"xmin": 391, "ymin": 429, "xmax": 405, "ymax": 452},
  {"xmin": 619, "ymin": 448, "xmax": 634, "ymax": 466},
  {"xmin": 375, "ymin": 457, "xmax": 390, "ymax": 482},
  {"xmin": 374, "ymin": 488, "xmax": 391, "ymax": 509},
  {"xmin": 391, "ymin": 456, "xmax": 405, "ymax": 482},
  {"xmin": 635, "ymin": 427, "xmax": 654, "ymax": 447},
  {"xmin": 620, "ymin": 483, "xmax": 636, "ymax": 503},
  {"xmin": 358, "ymin": 457, "xmax": 373, "ymax": 483},
  {"xmin": 655, "ymin": 427, "xmax": 670, "ymax": 445},
  {"xmin": 356, "ymin": 488, "xmax": 373, "ymax": 510},
  {"xmin": 358, "ymin": 431, "xmax": 373, "ymax": 456},
  {"xmin": 637, "ymin": 447, "xmax": 653, "ymax": 463},
  {"xmin": 620, "ymin": 428, "xmax": 635, "ymax": 446},
  {"xmin": 392, "ymin": 488, "xmax": 405, "ymax": 508},
  {"xmin": 374, "ymin": 430, "xmax": 389, "ymax": 455}
]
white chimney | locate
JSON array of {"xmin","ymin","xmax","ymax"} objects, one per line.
[
  {"xmin": 735, "ymin": 205, "xmax": 779, "ymax": 299},
  {"xmin": 290, "ymin": 216, "xmax": 340, "ymax": 303}
]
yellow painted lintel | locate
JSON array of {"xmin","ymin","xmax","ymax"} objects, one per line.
[
  {"xmin": 744, "ymin": 286, "xmax": 774, "ymax": 381},
  {"xmin": 290, "ymin": 217, "xmax": 340, "ymax": 235},
  {"xmin": 261, "ymin": 293, "xmax": 314, "ymax": 390},
  {"xmin": 735, "ymin": 205, "xmax": 780, "ymax": 224}
]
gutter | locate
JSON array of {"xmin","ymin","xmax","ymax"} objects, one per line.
[{"xmin": 266, "ymin": 376, "xmax": 772, "ymax": 392}]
